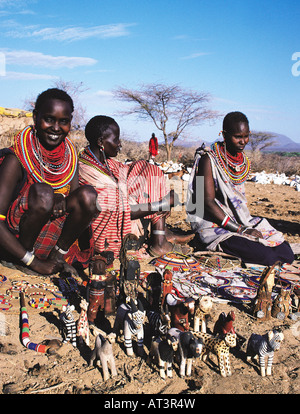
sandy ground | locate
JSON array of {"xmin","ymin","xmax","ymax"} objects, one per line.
[{"xmin": 0, "ymin": 181, "xmax": 299, "ymax": 396}]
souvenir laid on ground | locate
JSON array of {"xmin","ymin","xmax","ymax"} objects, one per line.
[
  {"xmin": 149, "ymin": 252, "xmax": 203, "ymax": 272},
  {"xmin": 245, "ymin": 275, "xmax": 261, "ymax": 288},
  {"xmin": 0, "ymin": 274, "xmax": 7, "ymax": 286},
  {"xmin": 219, "ymin": 285, "xmax": 257, "ymax": 303},
  {"xmin": 193, "ymin": 251, "xmax": 241, "ymax": 270},
  {"xmin": 171, "ymin": 271, "xmax": 211, "ymax": 299},
  {"xmin": 279, "ymin": 261, "xmax": 300, "ymax": 289},
  {"xmin": 200, "ymin": 275, "xmax": 231, "ymax": 289}
]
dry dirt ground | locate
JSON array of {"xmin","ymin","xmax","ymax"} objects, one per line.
[{"xmin": 0, "ymin": 181, "xmax": 299, "ymax": 397}]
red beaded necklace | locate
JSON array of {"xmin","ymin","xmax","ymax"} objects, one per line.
[
  {"xmin": 212, "ymin": 142, "xmax": 251, "ymax": 184},
  {"xmin": 13, "ymin": 126, "xmax": 77, "ymax": 189}
]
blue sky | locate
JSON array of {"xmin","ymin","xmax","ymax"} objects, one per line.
[{"xmin": 0, "ymin": 0, "xmax": 300, "ymax": 144}]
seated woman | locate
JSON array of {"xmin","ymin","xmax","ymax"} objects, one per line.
[
  {"xmin": 0, "ymin": 88, "xmax": 99, "ymax": 275},
  {"xmin": 78, "ymin": 115, "xmax": 191, "ymax": 259},
  {"xmin": 187, "ymin": 111, "xmax": 294, "ymax": 266}
]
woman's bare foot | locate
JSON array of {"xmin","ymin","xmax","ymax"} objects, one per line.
[
  {"xmin": 165, "ymin": 227, "xmax": 195, "ymax": 244},
  {"xmin": 148, "ymin": 241, "xmax": 173, "ymax": 257}
]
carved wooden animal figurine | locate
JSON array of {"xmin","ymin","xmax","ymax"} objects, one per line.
[
  {"xmin": 196, "ymin": 331, "xmax": 237, "ymax": 377},
  {"xmin": 253, "ymin": 262, "xmax": 280, "ymax": 321},
  {"xmin": 167, "ymin": 295, "xmax": 194, "ymax": 331},
  {"xmin": 193, "ymin": 296, "xmax": 213, "ymax": 333},
  {"xmin": 213, "ymin": 311, "xmax": 236, "ymax": 336},
  {"xmin": 168, "ymin": 328, "xmax": 203, "ymax": 378},
  {"xmin": 271, "ymin": 289, "xmax": 291, "ymax": 320},
  {"xmin": 246, "ymin": 329, "xmax": 284, "ymax": 376},
  {"xmin": 60, "ymin": 304, "xmax": 77, "ymax": 347},
  {"xmin": 89, "ymin": 333, "xmax": 117, "ymax": 381},
  {"xmin": 146, "ymin": 309, "xmax": 171, "ymax": 338},
  {"xmin": 147, "ymin": 332, "xmax": 179, "ymax": 379},
  {"xmin": 113, "ymin": 298, "xmax": 146, "ymax": 356},
  {"xmin": 77, "ymin": 298, "xmax": 89, "ymax": 346}
]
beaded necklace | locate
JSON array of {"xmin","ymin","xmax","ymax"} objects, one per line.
[
  {"xmin": 80, "ymin": 146, "xmax": 118, "ymax": 182},
  {"xmin": 212, "ymin": 142, "xmax": 250, "ymax": 184},
  {"xmin": 13, "ymin": 126, "xmax": 77, "ymax": 189}
]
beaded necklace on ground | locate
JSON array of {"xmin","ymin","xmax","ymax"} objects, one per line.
[
  {"xmin": 212, "ymin": 141, "xmax": 251, "ymax": 184},
  {"xmin": 13, "ymin": 126, "xmax": 77, "ymax": 190}
]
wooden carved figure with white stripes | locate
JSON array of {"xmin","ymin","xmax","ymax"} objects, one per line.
[
  {"xmin": 113, "ymin": 298, "xmax": 146, "ymax": 357},
  {"xmin": 246, "ymin": 329, "xmax": 284, "ymax": 376},
  {"xmin": 60, "ymin": 304, "xmax": 77, "ymax": 347}
]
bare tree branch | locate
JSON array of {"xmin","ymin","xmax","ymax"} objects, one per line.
[
  {"xmin": 114, "ymin": 83, "xmax": 220, "ymax": 160},
  {"xmin": 249, "ymin": 131, "xmax": 276, "ymax": 152}
]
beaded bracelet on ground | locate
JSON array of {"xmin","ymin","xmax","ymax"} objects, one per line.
[
  {"xmin": 0, "ymin": 295, "xmax": 12, "ymax": 311},
  {"xmin": 26, "ymin": 290, "xmax": 47, "ymax": 298},
  {"xmin": 6, "ymin": 286, "xmax": 25, "ymax": 300},
  {"xmin": 0, "ymin": 274, "xmax": 7, "ymax": 286},
  {"xmin": 49, "ymin": 297, "xmax": 69, "ymax": 308},
  {"xmin": 28, "ymin": 297, "xmax": 51, "ymax": 309}
]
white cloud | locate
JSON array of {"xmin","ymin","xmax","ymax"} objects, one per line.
[
  {"xmin": 5, "ymin": 22, "xmax": 135, "ymax": 42},
  {"xmin": 0, "ymin": 0, "xmax": 36, "ymax": 9},
  {"xmin": 2, "ymin": 49, "xmax": 97, "ymax": 68},
  {"xmin": 2, "ymin": 71, "xmax": 58, "ymax": 80},
  {"xmin": 180, "ymin": 52, "xmax": 211, "ymax": 60},
  {"xmin": 95, "ymin": 90, "xmax": 114, "ymax": 97}
]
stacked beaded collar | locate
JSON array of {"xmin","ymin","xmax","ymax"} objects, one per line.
[
  {"xmin": 13, "ymin": 126, "xmax": 77, "ymax": 190},
  {"xmin": 212, "ymin": 141, "xmax": 251, "ymax": 184}
]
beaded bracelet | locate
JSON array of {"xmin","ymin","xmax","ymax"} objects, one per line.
[
  {"xmin": 0, "ymin": 274, "xmax": 7, "ymax": 286},
  {"xmin": 6, "ymin": 286, "xmax": 26, "ymax": 300},
  {"xmin": 0, "ymin": 295, "xmax": 12, "ymax": 311},
  {"xmin": 28, "ymin": 297, "xmax": 51, "ymax": 309},
  {"xmin": 50, "ymin": 297, "xmax": 68, "ymax": 308},
  {"xmin": 26, "ymin": 290, "xmax": 47, "ymax": 298}
]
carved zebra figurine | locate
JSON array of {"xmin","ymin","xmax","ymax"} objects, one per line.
[
  {"xmin": 60, "ymin": 304, "xmax": 77, "ymax": 347},
  {"xmin": 113, "ymin": 298, "xmax": 146, "ymax": 356},
  {"xmin": 146, "ymin": 310, "xmax": 171, "ymax": 338},
  {"xmin": 246, "ymin": 329, "xmax": 284, "ymax": 376}
]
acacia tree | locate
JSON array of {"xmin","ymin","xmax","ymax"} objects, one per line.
[
  {"xmin": 249, "ymin": 131, "xmax": 276, "ymax": 153},
  {"xmin": 114, "ymin": 83, "xmax": 219, "ymax": 160}
]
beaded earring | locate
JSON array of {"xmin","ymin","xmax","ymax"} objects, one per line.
[{"xmin": 98, "ymin": 140, "xmax": 104, "ymax": 152}]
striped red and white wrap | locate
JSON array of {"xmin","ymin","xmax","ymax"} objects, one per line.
[{"xmin": 78, "ymin": 147, "xmax": 170, "ymax": 257}]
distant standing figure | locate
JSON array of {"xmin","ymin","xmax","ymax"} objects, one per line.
[{"xmin": 149, "ymin": 133, "xmax": 158, "ymax": 161}]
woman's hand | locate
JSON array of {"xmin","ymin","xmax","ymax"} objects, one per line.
[
  {"xmin": 243, "ymin": 228, "xmax": 263, "ymax": 239},
  {"xmin": 29, "ymin": 256, "xmax": 64, "ymax": 275},
  {"xmin": 52, "ymin": 193, "xmax": 67, "ymax": 218}
]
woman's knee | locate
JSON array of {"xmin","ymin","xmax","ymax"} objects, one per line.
[
  {"xmin": 75, "ymin": 185, "xmax": 99, "ymax": 215},
  {"xmin": 28, "ymin": 183, "xmax": 54, "ymax": 215},
  {"xmin": 276, "ymin": 241, "xmax": 294, "ymax": 264}
]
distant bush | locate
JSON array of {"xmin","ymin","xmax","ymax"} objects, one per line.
[
  {"xmin": 273, "ymin": 151, "xmax": 300, "ymax": 157},
  {"xmin": 247, "ymin": 150, "xmax": 300, "ymax": 176}
]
